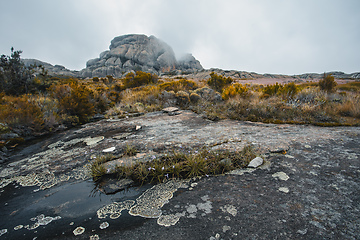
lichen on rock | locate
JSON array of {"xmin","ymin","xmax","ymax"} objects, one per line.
[
  {"xmin": 97, "ymin": 200, "xmax": 135, "ymax": 219},
  {"xmin": 129, "ymin": 179, "xmax": 189, "ymax": 218}
]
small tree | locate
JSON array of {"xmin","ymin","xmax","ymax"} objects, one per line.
[
  {"xmin": 319, "ymin": 73, "xmax": 337, "ymax": 92},
  {"xmin": 0, "ymin": 48, "xmax": 33, "ymax": 95}
]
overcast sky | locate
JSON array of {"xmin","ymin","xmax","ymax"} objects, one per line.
[{"xmin": 1, "ymin": 0, "xmax": 359, "ymax": 74}]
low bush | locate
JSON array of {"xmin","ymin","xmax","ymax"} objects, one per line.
[
  {"xmin": 222, "ymin": 83, "xmax": 250, "ymax": 100},
  {"xmin": 122, "ymin": 71, "xmax": 158, "ymax": 89},
  {"xmin": 319, "ymin": 73, "xmax": 337, "ymax": 92},
  {"xmin": 49, "ymin": 80, "xmax": 95, "ymax": 124},
  {"xmin": 159, "ymin": 79, "xmax": 198, "ymax": 92},
  {"xmin": 207, "ymin": 72, "xmax": 233, "ymax": 92},
  {"xmin": 0, "ymin": 95, "xmax": 45, "ymax": 134}
]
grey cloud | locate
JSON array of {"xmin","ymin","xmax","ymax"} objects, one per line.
[{"xmin": 0, "ymin": 0, "xmax": 359, "ymax": 74}]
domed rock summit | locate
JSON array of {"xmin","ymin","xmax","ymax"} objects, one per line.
[{"xmin": 80, "ymin": 34, "xmax": 203, "ymax": 78}]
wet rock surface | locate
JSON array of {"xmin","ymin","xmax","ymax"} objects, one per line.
[{"xmin": 0, "ymin": 110, "xmax": 359, "ymax": 239}]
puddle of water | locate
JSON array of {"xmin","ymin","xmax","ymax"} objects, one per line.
[{"xmin": 0, "ymin": 179, "xmax": 151, "ymax": 239}]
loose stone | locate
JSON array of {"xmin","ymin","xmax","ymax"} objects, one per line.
[{"xmin": 247, "ymin": 157, "xmax": 263, "ymax": 168}]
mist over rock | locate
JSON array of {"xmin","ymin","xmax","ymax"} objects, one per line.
[{"xmin": 80, "ymin": 34, "xmax": 203, "ymax": 78}]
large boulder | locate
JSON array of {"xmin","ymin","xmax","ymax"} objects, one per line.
[{"xmin": 82, "ymin": 34, "xmax": 203, "ymax": 78}]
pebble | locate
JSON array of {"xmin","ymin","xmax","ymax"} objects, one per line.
[
  {"xmin": 247, "ymin": 157, "xmax": 263, "ymax": 168},
  {"xmin": 272, "ymin": 172, "xmax": 290, "ymax": 181},
  {"xmin": 103, "ymin": 147, "xmax": 116, "ymax": 152},
  {"xmin": 278, "ymin": 187, "xmax": 289, "ymax": 193}
]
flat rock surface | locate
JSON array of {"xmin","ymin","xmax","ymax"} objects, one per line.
[{"xmin": 0, "ymin": 110, "xmax": 359, "ymax": 239}]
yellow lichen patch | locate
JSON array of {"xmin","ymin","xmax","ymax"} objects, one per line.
[
  {"xmin": 73, "ymin": 226, "xmax": 85, "ymax": 236},
  {"xmin": 84, "ymin": 136, "xmax": 104, "ymax": 146},
  {"xmin": 99, "ymin": 221, "xmax": 109, "ymax": 229},
  {"xmin": 97, "ymin": 200, "xmax": 135, "ymax": 219},
  {"xmin": 157, "ymin": 214, "xmax": 182, "ymax": 227},
  {"xmin": 0, "ymin": 164, "xmax": 91, "ymax": 191},
  {"xmin": 13, "ymin": 225, "xmax": 23, "ymax": 230},
  {"xmin": 129, "ymin": 180, "xmax": 189, "ymax": 218},
  {"xmin": 90, "ymin": 234, "xmax": 100, "ymax": 240},
  {"xmin": 0, "ymin": 178, "xmax": 14, "ymax": 188},
  {"xmin": 220, "ymin": 204, "xmax": 238, "ymax": 217},
  {"xmin": 25, "ymin": 214, "xmax": 61, "ymax": 230}
]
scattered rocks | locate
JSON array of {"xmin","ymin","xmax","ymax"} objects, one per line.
[
  {"xmin": 0, "ymin": 133, "xmax": 19, "ymax": 140},
  {"xmin": 247, "ymin": 157, "xmax": 264, "ymax": 168},
  {"xmin": 162, "ymin": 107, "xmax": 181, "ymax": 116}
]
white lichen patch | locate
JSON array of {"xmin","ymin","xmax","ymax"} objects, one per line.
[
  {"xmin": 84, "ymin": 136, "xmax": 104, "ymax": 146},
  {"xmin": 14, "ymin": 225, "xmax": 23, "ymax": 230},
  {"xmin": 99, "ymin": 221, "xmax": 109, "ymax": 229},
  {"xmin": 73, "ymin": 226, "xmax": 85, "ymax": 236},
  {"xmin": 197, "ymin": 195, "xmax": 212, "ymax": 214},
  {"xmin": 227, "ymin": 168, "xmax": 256, "ymax": 175},
  {"xmin": 1, "ymin": 163, "xmax": 91, "ymax": 191},
  {"xmin": 97, "ymin": 200, "xmax": 135, "ymax": 219},
  {"xmin": 0, "ymin": 178, "xmax": 14, "ymax": 188},
  {"xmin": 157, "ymin": 214, "xmax": 182, "ymax": 227},
  {"xmin": 272, "ymin": 172, "xmax": 290, "ymax": 181},
  {"xmin": 25, "ymin": 214, "xmax": 61, "ymax": 230},
  {"xmin": 90, "ymin": 234, "xmax": 100, "ymax": 240},
  {"xmin": 129, "ymin": 180, "xmax": 189, "ymax": 218},
  {"xmin": 220, "ymin": 204, "xmax": 237, "ymax": 217},
  {"xmin": 222, "ymin": 225, "xmax": 231, "ymax": 233},
  {"xmin": 0, "ymin": 229, "xmax": 7, "ymax": 237},
  {"xmin": 186, "ymin": 204, "xmax": 197, "ymax": 214},
  {"xmin": 278, "ymin": 187, "xmax": 290, "ymax": 193}
]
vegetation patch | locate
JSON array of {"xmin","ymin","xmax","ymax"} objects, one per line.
[{"xmin": 90, "ymin": 145, "xmax": 256, "ymax": 185}]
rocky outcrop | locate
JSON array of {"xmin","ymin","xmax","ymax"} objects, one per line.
[
  {"xmin": 22, "ymin": 59, "xmax": 80, "ymax": 77},
  {"xmin": 80, "ymin": 34, "xmax": 203, "ymax": 78}
]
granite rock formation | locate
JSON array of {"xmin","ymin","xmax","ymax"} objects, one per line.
[{"xmin": 80, "ymin": 34, "xmax": 203, "ymax": 78}]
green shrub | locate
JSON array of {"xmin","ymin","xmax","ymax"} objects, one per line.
[
  {"xmin": 0, "ymin": 48, "xmax": 34, "ymax": 96},
  {"xmin": 319, "ymin": 73, "xmax": 337, "ymax": 92},
  {"xmin": 207, "ymin": 72, "xmax": 233, "ymax": 92}
]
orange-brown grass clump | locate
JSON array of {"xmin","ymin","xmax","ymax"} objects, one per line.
[{"xmin": 91, "ymin": 145, "xmax": 256, "ymax": 184}]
